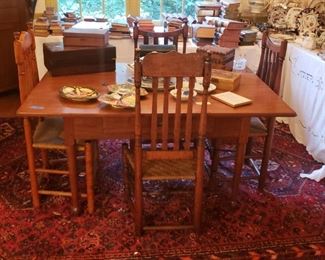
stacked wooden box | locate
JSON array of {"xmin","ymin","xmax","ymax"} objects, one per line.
[
  {"xmin": 206, "ymin": 16, "xmax": 245, "ymax": 48},
  {"xmin": 196, "ymin": 45, "xmax": 235, "ymax": 71},
  {"xmin": 44, "ymin": 23, "xmax": 116, "ymax": 76},
  {"xmin": 192, "ymin": 23, "xmax": 216, "ymax": 46}
]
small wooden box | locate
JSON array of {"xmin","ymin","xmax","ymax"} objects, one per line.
[
  {"xmin": 43, "ymin": 42, "xmax": 116, "ymax": 76},
  {"xmin": 63, "ymin": 28, "xmax": 109, "ymax": 47},
  {"xmin": 196, "ymin": 45, "xmax": 235, "ymax": 70},
  {"xmin": 211, "ymin": 69, "xmax": 241, "ymax": 91}
]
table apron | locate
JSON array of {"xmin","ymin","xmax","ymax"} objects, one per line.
[{"xmin": 68, "ymin": 116, "xmax": 251, "ymax": 141}]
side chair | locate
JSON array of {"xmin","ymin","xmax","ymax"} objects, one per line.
[
  {"xmin": 13, "ymin": 25, "xmax": 96, "ymax": 214},
  {"xmin": 133, "ymin": 19, "xmax": 188, "ymax": 57},
  {"xmin": 210, "ymin": 31, "xmax": 288, "ymax": 196},
  {"xmin": 122, "ymin": 50, "xmax": 211, "ymax": 235}
]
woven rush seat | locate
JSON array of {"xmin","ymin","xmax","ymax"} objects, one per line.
[{"xmin": 125, "ymin": 150, "xmax": 196, "ymax": 180}]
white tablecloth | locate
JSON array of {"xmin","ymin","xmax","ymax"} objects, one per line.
[{"xmin": 280, "ymin": 44, "xmax": 325, "ymax": 181}]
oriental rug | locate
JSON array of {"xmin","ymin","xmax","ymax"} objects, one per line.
[{"xmin": 0, "ymin": 118, "xmax": 324, "ymax": 259}]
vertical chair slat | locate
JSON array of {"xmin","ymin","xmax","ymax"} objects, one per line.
[
  {"xmin": 173, "ymin": 77, "xmax": 183, "ymax": 150},
  {"xmin": 184, "ymin": 77, "xmax": 195, "ymax": 150},
  {"xmin": 151, "ymin": 77, "xmax": 159, "ymax": 150},
  {"xmin": 162, "ymin": 77, "xmax": 170, "ymax": 150}
]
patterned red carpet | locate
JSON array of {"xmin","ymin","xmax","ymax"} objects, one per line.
[{"xmin": 0, "ymin": 118, "xmax": 325, "ymax": 259}]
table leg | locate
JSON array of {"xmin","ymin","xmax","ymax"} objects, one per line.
[{"xmin": 64, "ymin": 119, "xmax": 79, "ymax": 213}]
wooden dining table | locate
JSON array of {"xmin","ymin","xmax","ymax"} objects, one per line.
[{"xmin": 17, "ymin": 63, "xmax": 296, "ymax": 212}]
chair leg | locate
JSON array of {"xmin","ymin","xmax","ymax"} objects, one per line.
[
  {"xmin": 232, "ymin": 141, "xmax": 246, "ymax": 199},
  {"xmin": 66, "ymin": 142, "xmax": 79, "ymax": 213},
  {"xmin": 134, "ymin": 145, "xmax": 143, "ymax": 236},
  {"xmin": 122, "ymin": 144, "xmax": 132, "ymax": 202},
  {"xmin": 40, "ymin": 148, "xmax": 49, "ymax": 169},
  {"xmin": 24, "ymin": 118, "xmax": 40, "ymax": 208},
  {"xmin": 209, "ymin": 139, "xmax": 219, "ymax": 189},
  {"xmin": 245, "ymin": 138, "xmax": 253, "ymax": 165},
  {"xmin": 258, "ymin": 118, "xmax": 275, "ymax": 191},
  {"xmin": 85, "ymin": 141, "xmax": 94, "ymax": 214},
  {"xmin": 194, "ymin": 141, "xmax": 205, "ymax": 234}
]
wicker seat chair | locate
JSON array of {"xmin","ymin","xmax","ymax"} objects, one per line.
[
  {"xmin": 210, "ymin": 31, "xmax": 288, "ymax": 197},
  {"xmin": 122, "ymin": 50, "xmax": 211, "ymax": 235},
  {"xmin": 14, "ymin": 25, "xmax": 96, "ymax": 213}
]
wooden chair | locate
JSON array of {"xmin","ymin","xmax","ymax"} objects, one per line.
[
  {"xmin": 13, "ymin": 26, "xmax": 96, "ymax": 213},
  {"xmin": 133, "ymin": 20, "xmax": 188, "ymax": 57},
  {"xmin": 210, "ymin": 31, "xmax": 288, "ymax": 196},
  {"xmin": 122, "ymin": 51, "xmax": 211, "ymax": 235}
]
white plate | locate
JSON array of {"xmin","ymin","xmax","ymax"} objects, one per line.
[
  {"xmin": 128, "ymin": 77, "xmax": 176, "ymax": 91},
  {"xmin": 107, "ymin": 83, "xmax": 148, "ymax": 97},
  {"xmin": 170, "ymin": 89, "xmax": 197, "ymax": 101},
  {"xmin": 98, "ymin": 93, "xmax": 135, "ymax": 108}
]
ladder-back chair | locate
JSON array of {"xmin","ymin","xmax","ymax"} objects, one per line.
[
  {"xmin": 133, "ymin": 20, "xmax": 188, "ymax": 57},
  {"xmin": 210, "ymin": 31, "xmax": 288, "ymax": 196},
  {"xmin": 14, "ymin": 26, "xmax": 96, "ymax": 213},
  {"xmin": 123, "ymin": 51, "xmax": 211, "ymax": 235}
]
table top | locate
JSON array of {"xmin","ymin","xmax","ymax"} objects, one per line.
[{"xmin": 17, "ymin": 63, "xmax": 296, "ymax": 118}]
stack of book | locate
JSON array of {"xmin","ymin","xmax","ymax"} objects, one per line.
[
  {"xmin": 240, "ymin": 29, "xmax": 257, "ymax": 45},
  {"xmin": 137, "ymin": 19, "xmax": 154, "ymax": 31},
  {"xmin": 49, "ymin": 20, "xmax": 64, "ymax": 36},
  {"xmin": 206, "ymin": 17, "xmax": 245, "ymax": 48},
  {"xmin": 192, "ymin": 23, "xmax": 216, "ymax": 45},
  {"xmin": 220, "ymin": 0, "xmax": 240, "ymax": 20},
  {"xmin": 43, "ymin": 7, "xmax": 58, "ymax": 22},
  {"xmin": 33, "ymin": 16, "xmax": 50, "ymax": 37},
  {"xmin": 195, "ymin": 1, "xmax": 222, "ymax": 23},
  {"xmin": 109, "ymin": 22, "xmax": 131, "ymax": 39}
]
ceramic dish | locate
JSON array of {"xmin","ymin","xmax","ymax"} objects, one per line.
[
  {"xmin": 107, "ymin": 83, "xmax": 148, "ymax": 97},
  {"xmin": 193, "ymin": 78, "xmax": 217, "ymax": 94},
  {"xmin": 268, "ymin": 5, "xmax": 288, "ymax": 29},
  {"xmin": 170, "ymin": 89, "xmax": 197, "ymax": 101},
  {"xmin": 297, "ymin": 8, "xmax": 319, "ymax": 36},
  {"xmin": 286, "ymin": 7, "xmax": 303, "ymax": 30},
  {"xmin": 127, "ymin": 77, "xmax": 176, "ymax": 91},
  {"xmin": 312, "ymin": 1, "xmax": 325, "ymax": 25},
  {"xmin": 59, "ymin": 86, "xmax": 99, "ymax": 102},
  {"xmin": 98, "ymin": 93, "xmax": 135, "ymax": 108}
]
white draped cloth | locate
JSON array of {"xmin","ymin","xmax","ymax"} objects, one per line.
[{"xmin": 281, "ymin": 44, "xmax": 325, "ymax": 181}]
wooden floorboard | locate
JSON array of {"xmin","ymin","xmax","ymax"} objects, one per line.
[{"xmin": 0, "ymin": 90, "xmax": 20, "ymax": 118}]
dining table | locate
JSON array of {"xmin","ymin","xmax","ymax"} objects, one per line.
[{"xmin": 16, "ymin": 63, "xmax": 296, "ymax": 212}]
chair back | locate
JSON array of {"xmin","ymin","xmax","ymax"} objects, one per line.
[
  {"xmin": 134, "ymin": 51, "xmax": 211, "ymax": 160},
  {"xmin": 133, "ymin": 20, "xmax": 188, "ymax": 57},
  {"xmin": 13, "ymin": 25, "xmax": 39, "ymax": 103},
  {"xmin": 256, "ymin": 31, "xmax": 287, "ymax": 95}
]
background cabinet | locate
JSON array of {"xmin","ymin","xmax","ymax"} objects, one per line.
[{"xmin": 0, "ymin": 0, "xmax": 31, "ymax": 93}]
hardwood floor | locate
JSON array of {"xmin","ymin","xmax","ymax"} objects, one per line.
[{"xmin": 0, "ymin": 90, "xmax": 20, "ymax": 117}]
